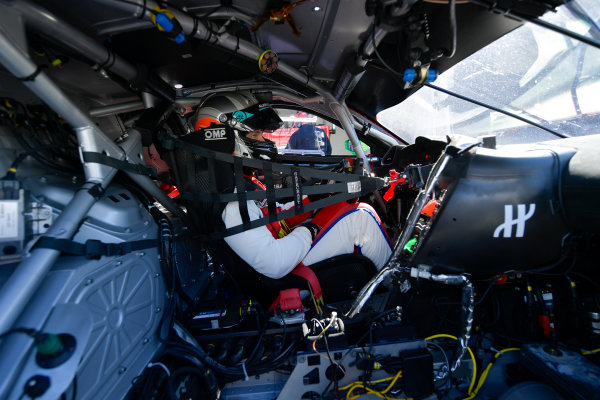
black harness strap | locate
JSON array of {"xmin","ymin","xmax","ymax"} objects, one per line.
[
  {"xmin": 263, "ymin": 163, "xmax": 277, "ymax": 223},
  {"xmin": 234, "ymin": 157, "xmax": 251, "ymax": 230},
  {"xmin": 82, "ymin": 152, "xmax": 169, "ymax": 182},
  {"xmin": 221, "ymin": 191, "xmax": 357, "ymax": 237},
  {"xmin": 35, "ymin": 237, "xmax": 157, "ymax": 259},
  {"xmin": 204, "ymin": 152, "xmax": 224, "ymax": 235}
]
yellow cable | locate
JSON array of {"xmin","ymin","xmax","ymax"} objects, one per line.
[
  {"xmin": 341, "ymin": 371, "xmax": 405, "ymax": 399},
  {"xmin": 582, "ymin": 348, "xmax": 600, "ymax": 355},
  {"xmin": 463, "ymin": 348, "xmax": 520, "ymax": 400},
  {"xmin": 339, "ymin": 376, "xmax": 394, "ymax": 391},
  {"xmin": 424, "ymin": 334, "xmax": 477, "ymax": 395},
  {"xmin": 346, "ymin": 383, "xmax": 412, "ymax": 400}
]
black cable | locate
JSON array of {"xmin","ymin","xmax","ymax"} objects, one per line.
[
  {"xmin": 166, "ymin": 336, "xmax": 299, "ymax": 378},
  {"xmin": 571, "ymin": 271, "xmax": 600, "ymax": 289},
  {"xmin": 446, "ymin": 0, "xmax": 457, "ymax": 58},
  {"xmin": 0, "ymin": 327, "xmax": 38, "ymax": 340},
  {"xmin": 247, "ymin": 304, "xmax": 267, "ymax": 365},
  {"xmin": 527, "ymin": 254, "xmax": 577, "ymax": 277},
  {"xmin": 474, "ymin": 277, "xmax": 500, "ymax": 306},
  {"xmin": 424, "ymin": 83, "xmax": 569, "ymax": 138},
  {"xmin": 1, "ymin": 103, "xmax": 80, "ymax": 172},
  {"xmin": 370, "ymin": 28, "xmax": 404, "ymax": 77}
]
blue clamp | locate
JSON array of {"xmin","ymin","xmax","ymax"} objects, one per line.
[
  {"xmin": 155, "ymin": 12, "xmax": 185, "ymax": 44},
  {"xmin": 403, "ymin": 68, "xmax": 416, "ymax": 83}
]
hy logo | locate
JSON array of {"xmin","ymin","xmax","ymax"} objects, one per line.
[
  {"xmin": 204, "ymin": 128, "xmax": 227, "ymax": 140},
  {"xmin": 493, "ymin": 204, "xmax": 536, "ymax": 238}
]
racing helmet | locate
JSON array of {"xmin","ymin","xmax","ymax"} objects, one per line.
[{"xmin": 193, "ymin": 91, "xmax": 282, "ymax": 159}]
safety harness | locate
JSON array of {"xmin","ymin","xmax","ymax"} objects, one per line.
[{"xmin": 159, "ymin": 126, "xmax": 387, "ymax": 237}]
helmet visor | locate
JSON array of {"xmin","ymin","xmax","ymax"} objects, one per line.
[{"xmin": 231, "ymin": 104, "xmax": 283, "ymax": 131}]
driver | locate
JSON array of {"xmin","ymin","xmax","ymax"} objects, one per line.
[{"xmin": 194, "ymin": 92, "xmax": 393, "ymax": 279}]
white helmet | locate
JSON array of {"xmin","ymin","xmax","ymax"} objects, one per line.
[{"xmin": 193, "ymin": 91, "xmax": 282, "ymax": 159}]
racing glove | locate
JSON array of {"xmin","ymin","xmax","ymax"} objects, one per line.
[{"xmin": 294, "ymin": 221, "xmax": 321, "ymax": 241}]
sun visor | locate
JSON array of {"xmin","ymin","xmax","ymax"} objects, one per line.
[
  {"xmin": 182, "ymin": 124, "xmax": 235, "ymax": 153},
  {"xmin": 231, "ymin": 104, "xmax": 283, "ymax": 131}
]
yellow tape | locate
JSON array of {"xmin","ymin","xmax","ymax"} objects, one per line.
[{"xmin": 258, "ymin": 50, "xmax": 271, "ymax": 70}]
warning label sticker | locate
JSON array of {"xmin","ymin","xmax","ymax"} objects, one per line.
[{"xmin": 0, "ymin": 201, "xmax": 19, "ymax": 239}]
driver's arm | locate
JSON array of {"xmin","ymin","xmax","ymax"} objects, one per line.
[{"xmin": 222, "ymin": 200, "xmax": 313, "ymax": 279}]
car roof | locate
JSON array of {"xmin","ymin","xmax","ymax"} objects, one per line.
[{"xmin": 28, "ymin": 0, "xmax": 565, "ymax": 124}]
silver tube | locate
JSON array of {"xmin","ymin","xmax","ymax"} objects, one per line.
[
  {"xmin": 360, "ymin": 27, "xmax": 388, "ymax": 65},
  {"xmin": 103, "ymin": 2, "xmax": 370, "ymax": 174},
  {"xmin": 389, "ymin": 153, "xmax": 451, "ymax": 260},
  {"xmin": 0, "ymin": 19, "xmax": 125, "ymax": 171},
  {"xmin": 125, "ymin": 172, "xmax": 188, "ymax": 220},
  {"xmin": 330, "ymin": 102, "xmax": 372, "ymax": 173},
  {"xmin": 0, "ymin": 182, "xmax": 114, "ymax": 334},
  {"xmin": 345, "ymin": 151, "xmax": 452, "ymax": 318},
  {"xmin": 89, "ymin": 100, "xmax": 145, "ymax": 117},
  {"xmin": 133, "ymin": 0, "xmax": 337, "ymax": 103},
  {"xmin": 11, "ymin": 0, "xmax": 138, "ymax": 80},
  {"xmin": 0, "ymin": 24, "xmax": 125, "ymax": 332},
  {"xmin": 345, "ymin": 266, "xmax": 399, "ymax": 319},
  {"xmin": 206, "ymin": 8, "xmax": 258, "ymax": 28}
]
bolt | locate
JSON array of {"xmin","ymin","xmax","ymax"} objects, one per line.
[
  {"xmin": 84, "ymin": 278, "xmax": 94, "ymax": 286},
  {"xmin": 136, "ymin": 252, "xmax": 145, "ymax": 257},
  {"xmin": 154, "ymin": 273, "xmax": 161, "ymax": 278},
  {"xmin": 72, "ymin": 176, "xmax": 78, "ymax": 183},
  {"xmin": 298, "ymin": 356, "xmax": 306, "ymax": 363},
  {"xmin": 40, "ymin": 177, "xmax": 47, "ymax": 184},
  {"xmin": 155, "ymin": 307, "xmax": 162, "ymax": 313},
  {"xmin": 115, "ymin": 261, "xmax": 123, "ymax": 267},
  {"xmin": 142, "ymin": 338, "xmax": 149, "ymax": 344},
  {"xmin": 142, "ymin": 233, "xmax": 148, "ymax": 239},
  {"xmin": 125, "ymin": 228, "xmax": 132, "ymax": 233},
  {"xmin": 118, "ymin": 367, "xmax": 127, "ymax": 375},
  {"xmin": 144, "ymin": 220, "xmax": 149, "ymax": 226}
]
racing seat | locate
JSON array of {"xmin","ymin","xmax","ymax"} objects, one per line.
[{"xmin": 210, "ymin": 240, "xmax": 378, "ymax": 306}]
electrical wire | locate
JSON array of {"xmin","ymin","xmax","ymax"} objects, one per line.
[
  {"xmin": 341, "ymin": 370, "xmax": 408, "ymax": 400},
  {"xmin": 424, "ymin": 334, "xmax": 477, "ymax": 396},
  {"xmin": 446, "ymin": 0, "xmax": 457, "ymax": 58},
  {"xmin": 427, "ymin": 341, "xmax": 451, "ymax": 392},
  {"xmin": 462, "ymin": 348, "xmax": 520, "ymax": 400},
  {"xmin": 371, "ymin": 28, "xmax": 404, "ymax": 77}
]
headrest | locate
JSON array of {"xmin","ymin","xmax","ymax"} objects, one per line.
[{"xmin": 181, "ymin": 124, "xmax": 235, "ymax": 154}]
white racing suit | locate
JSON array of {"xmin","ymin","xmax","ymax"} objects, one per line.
[{"xmin": 222, "ymin": 177, "xmax": 393, "ymax": 279}]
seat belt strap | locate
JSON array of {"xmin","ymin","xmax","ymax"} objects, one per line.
[{"xmin": 291, "ymin": 263, "xmax": 324, "ymax": 306}]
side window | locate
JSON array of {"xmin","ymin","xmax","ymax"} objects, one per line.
[{"xmin": 263, "ymin": 110, "xmax": 355, "ymax": 156}]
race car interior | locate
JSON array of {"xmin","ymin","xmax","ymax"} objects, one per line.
[{"xmin": 0, "ymin": 0, "xmax": 599, "ymax": 399}]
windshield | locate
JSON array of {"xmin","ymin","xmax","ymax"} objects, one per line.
[{"xmin": 377, "ymin": 0, "xmax": 600, "ymax": 145}]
